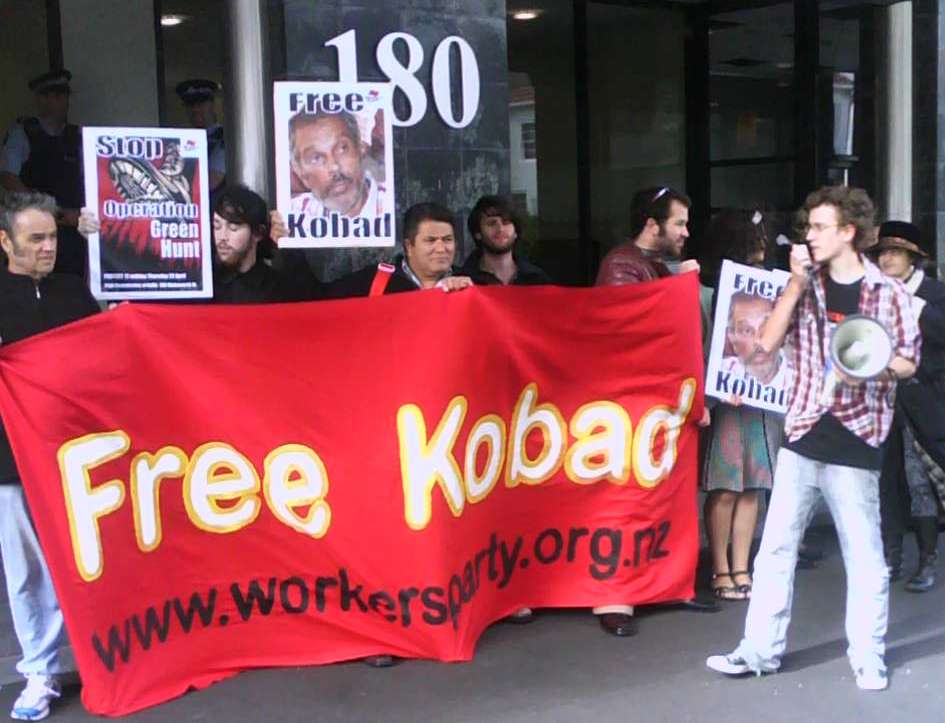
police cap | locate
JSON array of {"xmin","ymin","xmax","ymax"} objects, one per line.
[
  {"xmin": 28, "ymin": 69, "xmax": 72, "ymax": 94},
  {"xmin": 175, "ymin": 79, "xmax": 220, "ymax": 106}
]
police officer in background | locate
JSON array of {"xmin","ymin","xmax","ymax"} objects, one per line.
[
  {"xmin": 175, "ymin": 79, "xmax": 226, "ymax": 198},
  {"xmin": 0, "ymin": 69, "xmax": 86, "ymax": 277}
]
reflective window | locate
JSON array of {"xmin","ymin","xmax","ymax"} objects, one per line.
[
  {"xmin": 709, "ymin": 4, "xmax": 795, "ymax": 211},
  {"xmin": 588, "ymin": 2, "xmax": 686, "ymax": 253},
  {"xmin": 508, "ymin": 2, "xmax": 580, "ymax": 283}
]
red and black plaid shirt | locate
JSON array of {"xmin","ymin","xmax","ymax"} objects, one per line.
[{"xmin": 784, "ymin": 257, "xmax": 920, "ymax": 447}]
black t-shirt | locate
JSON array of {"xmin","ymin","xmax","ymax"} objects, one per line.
[{"xmin": 784, "ymin": 274, "xmax": 883, "ymax": 470}]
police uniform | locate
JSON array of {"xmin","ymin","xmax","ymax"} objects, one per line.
[
  {"xmin": 175, "ymin": 79, "xmax": 225, "ymax": 201},
  {"xmin": 0, "ymin": 70, "xmax": 86, "ymax": 276}
]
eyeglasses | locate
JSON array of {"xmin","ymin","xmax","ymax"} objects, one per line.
[{"xmin": 804, "ymin": 222, "xmax": 849, "ymax": 234}]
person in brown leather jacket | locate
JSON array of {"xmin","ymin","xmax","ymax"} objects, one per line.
[
  {"xmin": 593, "ymin": 186, "xmax": 714, "ymax": 638},
  {"xmin": 596, "ymin": 186, "xmax": 700, "ymax": 285}
]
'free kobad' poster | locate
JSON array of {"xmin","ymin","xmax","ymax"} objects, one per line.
[
  {"xmin": 705, "ymin": 260, "xmax": 791, "ymax": 413},
  {"xmin": 81, "ymin": 127, "xmax": 213, "ymax": 300},
  {"xmin": 274, "ymin": 82, "xmax": 395, "ymax": 248}
]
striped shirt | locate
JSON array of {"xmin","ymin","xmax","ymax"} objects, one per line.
[{"xmin": 784, "ymin": 256, "xmax": 920, "ymax": 448}]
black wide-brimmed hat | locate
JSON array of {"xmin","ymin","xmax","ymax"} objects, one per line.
[{"xmin": 874, "ymin": 220, "xmax": 927, "ymax": 258}]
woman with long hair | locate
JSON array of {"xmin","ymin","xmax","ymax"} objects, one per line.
[{"xmin": 702, "ymin": 209, "xmax": 782, "ymax": 600}]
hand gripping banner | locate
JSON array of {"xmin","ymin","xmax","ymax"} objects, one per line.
[{"xmin": 0, "ymin": 275, "xmax": 704, "ymax": 716}]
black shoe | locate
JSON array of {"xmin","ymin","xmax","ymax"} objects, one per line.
[
  {"xmin": 906, "ymin": 517, "xmax": 939, "ymax": 593},
  {"xmin": 363, "ymin": 655, "xmax": 400, "ymax": 668},
  {"xmin": 905, "ymin": 554, "xmax": 937, "ymax": 593},
  {"xmin": 673, "ymin": 594, "xmax": 721, "ymax": 613},
  {"xmin": 598, "ymin": 613, "xmax": 637, "ymax": 637}
]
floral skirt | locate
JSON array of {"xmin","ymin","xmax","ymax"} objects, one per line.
[{"xmin": 703, "ymin": 404, "xmax": 783, "ymax": 493}]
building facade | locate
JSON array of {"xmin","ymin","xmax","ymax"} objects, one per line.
[{"xmin": 2, "ymin": 0, "xmax": 938, "ymax": 284}]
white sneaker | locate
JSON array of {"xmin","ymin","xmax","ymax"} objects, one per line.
[
  {"xmin": 707, "ymin": 652, "xmax": 777, "ymax": 677},
  {"xmin": 706, "ymin": 653, "xmax": 752, "ymax": 675},
  {"xmin": 10, "ymin": 675, "xmax": 61, "ymax": 721},
  {"xmin": 855, "ymin": 667, "xmax": 888, "ymax": 691}
]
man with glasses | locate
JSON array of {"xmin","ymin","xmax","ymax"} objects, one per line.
[
  {"xmin": 706, "ymin": 186, "xmax": 919, "ymax": 691},
  {"xmin": 593, "ymin": 186, "xmax": 714, "ymax": 638}
]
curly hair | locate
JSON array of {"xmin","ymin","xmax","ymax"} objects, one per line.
[
  {"xmin": 796, "ymin": 186, "xmax": 876, "ymax": 251},
  {"xmin": 703, "ymin": 208, "xmax": 767, "ymax": 267}
]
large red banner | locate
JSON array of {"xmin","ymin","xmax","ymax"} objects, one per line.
[{"xmin": 0, "ymin": 274, "xmax": 703, "ymax": 716}]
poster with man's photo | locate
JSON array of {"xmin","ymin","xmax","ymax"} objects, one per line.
[
  {"xmin": 706, "ymin": 260, "xmax": 792, "ymax": 414},
  {"xmin": 273, "ymin": 81, "xmax": 395, "ymax": 248},
  {"xmin": 81, "ymin": 127, "xmax": 213, "ymax": 299}
]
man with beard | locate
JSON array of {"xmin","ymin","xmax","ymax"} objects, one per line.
[
  {"xmin": 210, "ymin": 185, "xmax": 313, "ymax": 303},
  {"xmin": 0, "ymin": 191, "xmax": 100, "ymax": 720},
  {"xmin": 593, "ymin": 186, "xmax": 714, "ymax": 638},
  {"xmin": 288, "ymin": 109, "xmax": 388, "ymax": 222},
  {"xmin": 722, "ymin": 292, "xmax": 787, "ymax": 387},
  {"xmin": 460, "ymin": 195, "xmax": 550, "ymax": 285},
  {"xmin": 457, "ymin": 194, "xmax": 549, "ymax": 625},
  {"xmin": 596, "ymin": 186, "xmax": 699, "ymax": 286}
]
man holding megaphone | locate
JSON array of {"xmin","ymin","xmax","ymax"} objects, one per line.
[{"xmin": 707, "ymin": 186, "xmax": 919, "ymax": 692}]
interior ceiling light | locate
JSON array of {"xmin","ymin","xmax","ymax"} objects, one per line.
[
  {"xmin": 161, "ymin": 14, "xmax": 187, "ymax": 27},
  {"xmin": 512, "ymin": 10, "xmax": 541, "ymax": 21}
]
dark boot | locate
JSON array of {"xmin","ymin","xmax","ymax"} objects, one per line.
[
  {"xmin": 905, "ymin": 517, "xmax": 938, "ymax": 593},
  {"xmin": 884, "ymin": 534, "xmax": 904, "ymax": 582}
]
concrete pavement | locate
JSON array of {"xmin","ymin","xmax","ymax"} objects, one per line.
[{"xmin": 0, "ymin": 526, "xmax": 941, "ymax": 722}]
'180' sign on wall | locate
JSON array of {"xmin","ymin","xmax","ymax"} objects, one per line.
[{"xmin": 325, "ymin": 29, "xmax": 481, "ymax": 129}]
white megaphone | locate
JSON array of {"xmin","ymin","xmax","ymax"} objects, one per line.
[{"xmin": 820, "ymin": 315, "xmax": 895, "ymax": 405}]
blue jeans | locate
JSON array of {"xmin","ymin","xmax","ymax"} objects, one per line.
[
  {"xmin": 735, "ymin": 449, "xmax": 889, "ymax": 674},
  {"xmin": 0, "ymin": 484, "xmax": 67, "ymax": 676}
]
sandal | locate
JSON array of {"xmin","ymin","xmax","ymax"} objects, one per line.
[
  {"xmin": 711, "ymin": 573, "xmax": 746, "ymax": 601},
  {"xmin": 731, "ymin": 571, "xmax": 752, "ymax": 598}
]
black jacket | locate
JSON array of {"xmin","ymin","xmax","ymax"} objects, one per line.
[
  {"xmin": 213, "ymin": 258, "xmax": 308, "ymax": 304},
  {"xmin": 896, "ymin": 275, "xmax": 945, "ymax": 469},
  {"xmin": 0, "ymin": 270, "xmax": 100, "ymax": 482},
  {"xmin": 914, "ymin": 275, "xmax": 945, "ymax": 388},
  {"xmin": 322, "ymin": 256, "xmax": 460, "ymax": 298},
  {"xmin": 460, "ymin": 249, "xmax": 552, "ymax": 286}
]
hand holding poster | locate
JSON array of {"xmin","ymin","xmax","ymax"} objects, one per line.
[
  {"xmin": 81, "ymin": 128, "xmax": 213, "ymax": 299},
  {"xmin": 706, "ymin": 260, "xmax": 791, "ymax": 413},
  {"xmin": 274, "ymin": 82, "xmax": 396, "ymax": 248}
]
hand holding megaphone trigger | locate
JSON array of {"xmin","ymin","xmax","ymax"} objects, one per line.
[{"xmin": 790, "ymin": 244, "xmax": 815, "ymax": 288}]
